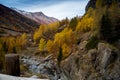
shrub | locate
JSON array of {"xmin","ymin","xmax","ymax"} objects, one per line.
[{"xmin": 86, "ymin": 36, "xmax": 99, "ymax": 50}]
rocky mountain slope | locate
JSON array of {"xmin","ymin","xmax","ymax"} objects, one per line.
[
  {"xmin": 0, "ymin": 4, "xmax": 39, "ymax": 36},
  {"xmin": 59, "ymin": 0, "xmax": 120, "ymax": 80},
  {"xmin": 12, "ymin": 8, "xmax": 58, "ymax": 24}
]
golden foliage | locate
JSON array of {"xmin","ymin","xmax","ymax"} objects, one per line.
[
  {"xmin": 0, "ymin": 41, "xmax": 5, "ymax": 70},
  {"xmin": 0, "ymin": 33, "xmax": 27, "ymax": 53},
  {"xmin": 62, "ymin": 43, "xmax": 70, "ymax": 58},
  {"xmin": 33, "ymin": 25, "xmax": 45, "ymax": 42},
  {"xmin": 39, "ymin": 38, "xmax": 46, "ymax": 51},
  {"xmin": 33, "ymin": 22, "xmax": 60, "ymax": 42},
  {"xmin": 54, "ymin": 28, "xmax": 75, "ymax": 46},
  {"xmin": 20, "ymin": 33, "xmax": 27, "ymax": 49},
  {"xmin": 7, "ymin": 37, "xmax": 16, "ymax": 52},
  {"xmin": 76, "ymin": 14, "xmax": 94, "ymax": 33},
  {"xmin": 46, "ymin": 40, "xmax": 54, "ymax": 53},
  {"xmin": 46, "ymin": 28, "xmax": 75, "ymax": 57},
  {"xmin": 46, "ymin": 22, "xmax": 60, "ymax": 32}
]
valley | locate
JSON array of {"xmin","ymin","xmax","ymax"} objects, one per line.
[{"xmin": 0, "ymin": 0, "xmax": 120, "ymax": 80}]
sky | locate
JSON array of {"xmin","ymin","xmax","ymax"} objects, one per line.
[{"xmin": 0, "ymin": 0, "xmax": 89, "ymax": 20}]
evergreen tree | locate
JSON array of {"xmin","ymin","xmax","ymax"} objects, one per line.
[
  {"xmin": 100, "ymin": 13, "xmax": 112, "ymax": 42},
  {"xmin": 57, "ymin": 47, "xmax": 63, "ymax": 67},
  {"xmin": 69, "ymin": 17, "xmax": 78, "ymax": 31}
]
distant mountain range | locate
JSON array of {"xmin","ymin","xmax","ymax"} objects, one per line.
[
  {"xmin": 12, "ymin": 8, "xmax": 58, "ymax": 24},
  {"xmin": 0, "ymin": 4, "xmax": 39, "ymax": 36},
  {"xmin": 0, "ymin": 4, "xmax": 58, "ymax": 36}
]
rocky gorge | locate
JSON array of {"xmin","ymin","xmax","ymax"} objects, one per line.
[{"xmin": 20, "ymin": 54, "xmax": 60, "ymax": 80}]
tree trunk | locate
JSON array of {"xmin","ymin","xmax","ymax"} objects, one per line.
[{"xmin": 5, "ymin": 54, "xmax": 20, "ymax": 76}]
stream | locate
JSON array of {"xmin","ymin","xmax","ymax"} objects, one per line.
[{"xmin": 20, "ymin": 55, "xmax": 60, "ymax": 80}]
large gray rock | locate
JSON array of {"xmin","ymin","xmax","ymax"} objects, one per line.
[
  {"xmin": 60, "ymin": 42, "xmax": 120, "ymax": 80},
  {"xmin": 37, "ymin": 55, "xmax": 59, "ymax": 80},
  {"xmin": 97, "ymin": 43, "xmax": 120, "ymax": 79}
]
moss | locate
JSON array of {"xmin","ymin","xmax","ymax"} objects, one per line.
[{"xmin": 86, "ymin": 36, "xmax": 99, "ymax": 50}]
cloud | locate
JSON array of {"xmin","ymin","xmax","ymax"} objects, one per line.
[
  {"xmin": 0, "ymin": 0, "xmax": 89, "ymax": 20},
  {"xmin": 22, "ymin": 1, "xmax": 88, "ymax": 20}
]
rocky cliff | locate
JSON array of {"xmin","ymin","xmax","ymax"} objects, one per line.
[
  {"xmin": 86, "ymin": 0, "xmax": 120, "ymax": 11},
  {"xmin": 60, "ymin": 42, "xmax": 120, "ymax": 80}
]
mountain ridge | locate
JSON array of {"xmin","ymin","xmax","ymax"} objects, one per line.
[
  {"xmin": 0, "ymin": 4, "xmax": 39, "ymax": 36},
  {"xmin": 12, "ymin": 7, "xmax": 59, "ymax": 24}
]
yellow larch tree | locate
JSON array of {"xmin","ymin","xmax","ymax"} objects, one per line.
[
  {"xmin": 33, "ymin": 25, "xmax": 45, "ymax": 42},
  {"xmin": 39, "ymin": 38, "xmax": 46, "ymax": 51}
]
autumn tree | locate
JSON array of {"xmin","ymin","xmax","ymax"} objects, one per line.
[
  {"xmin": 54, "ymin": 28, "xmax": 75, "ymax": 47},
  {"xmin": 62, "ymin": 43, "xmax": 70, "ymax": 59},
  {"xmin": 49, "ymin": 28, "xmax": 75, "ymax": 57},
  {"xmin": 39, "ymin": 38, "xmax": 46, "ymax": 51},
  {"xmin": 34, "ymin": 22, "xmax": 60, "ymax": 43},
  {"xmin": 76, "ymin": 14, "xmax": 94, "ymax": 33},
  {"xmin": 20, "ymin": 33, "xmax": 27, "ymax": 49},
  {"xmin": 7, "ymin": 37, "xmax": 16, "ymax": 53},
  {"xmin": 0, "ymin": 34, "xmax": 27, "ymax": 53},
  {"xmin": 46, "ymin": 40, "xmax": 54, "ymax": 53},
  {"xmin": 33, "ymin": 25, "xmax": 45, "ymax": 42},
  {"xmin": 0, "ymin": 43, "xmax": 5, "ymax": 72}
]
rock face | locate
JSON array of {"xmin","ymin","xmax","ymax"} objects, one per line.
[
  {"xmin": 86, "ymin": 0, "xmax": 120, "ymax": 11},
  {"xmin": 85, "ymin": 0, "xmax": 96, "ymax": 11},
  {"xmin": 60, "ymin": 42, "xmax": 120, "ymax": 80}
]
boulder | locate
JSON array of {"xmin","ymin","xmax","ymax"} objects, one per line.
[{"xmin": 60, "ymin": 42, "xmax": 120, "ymax": 80}]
